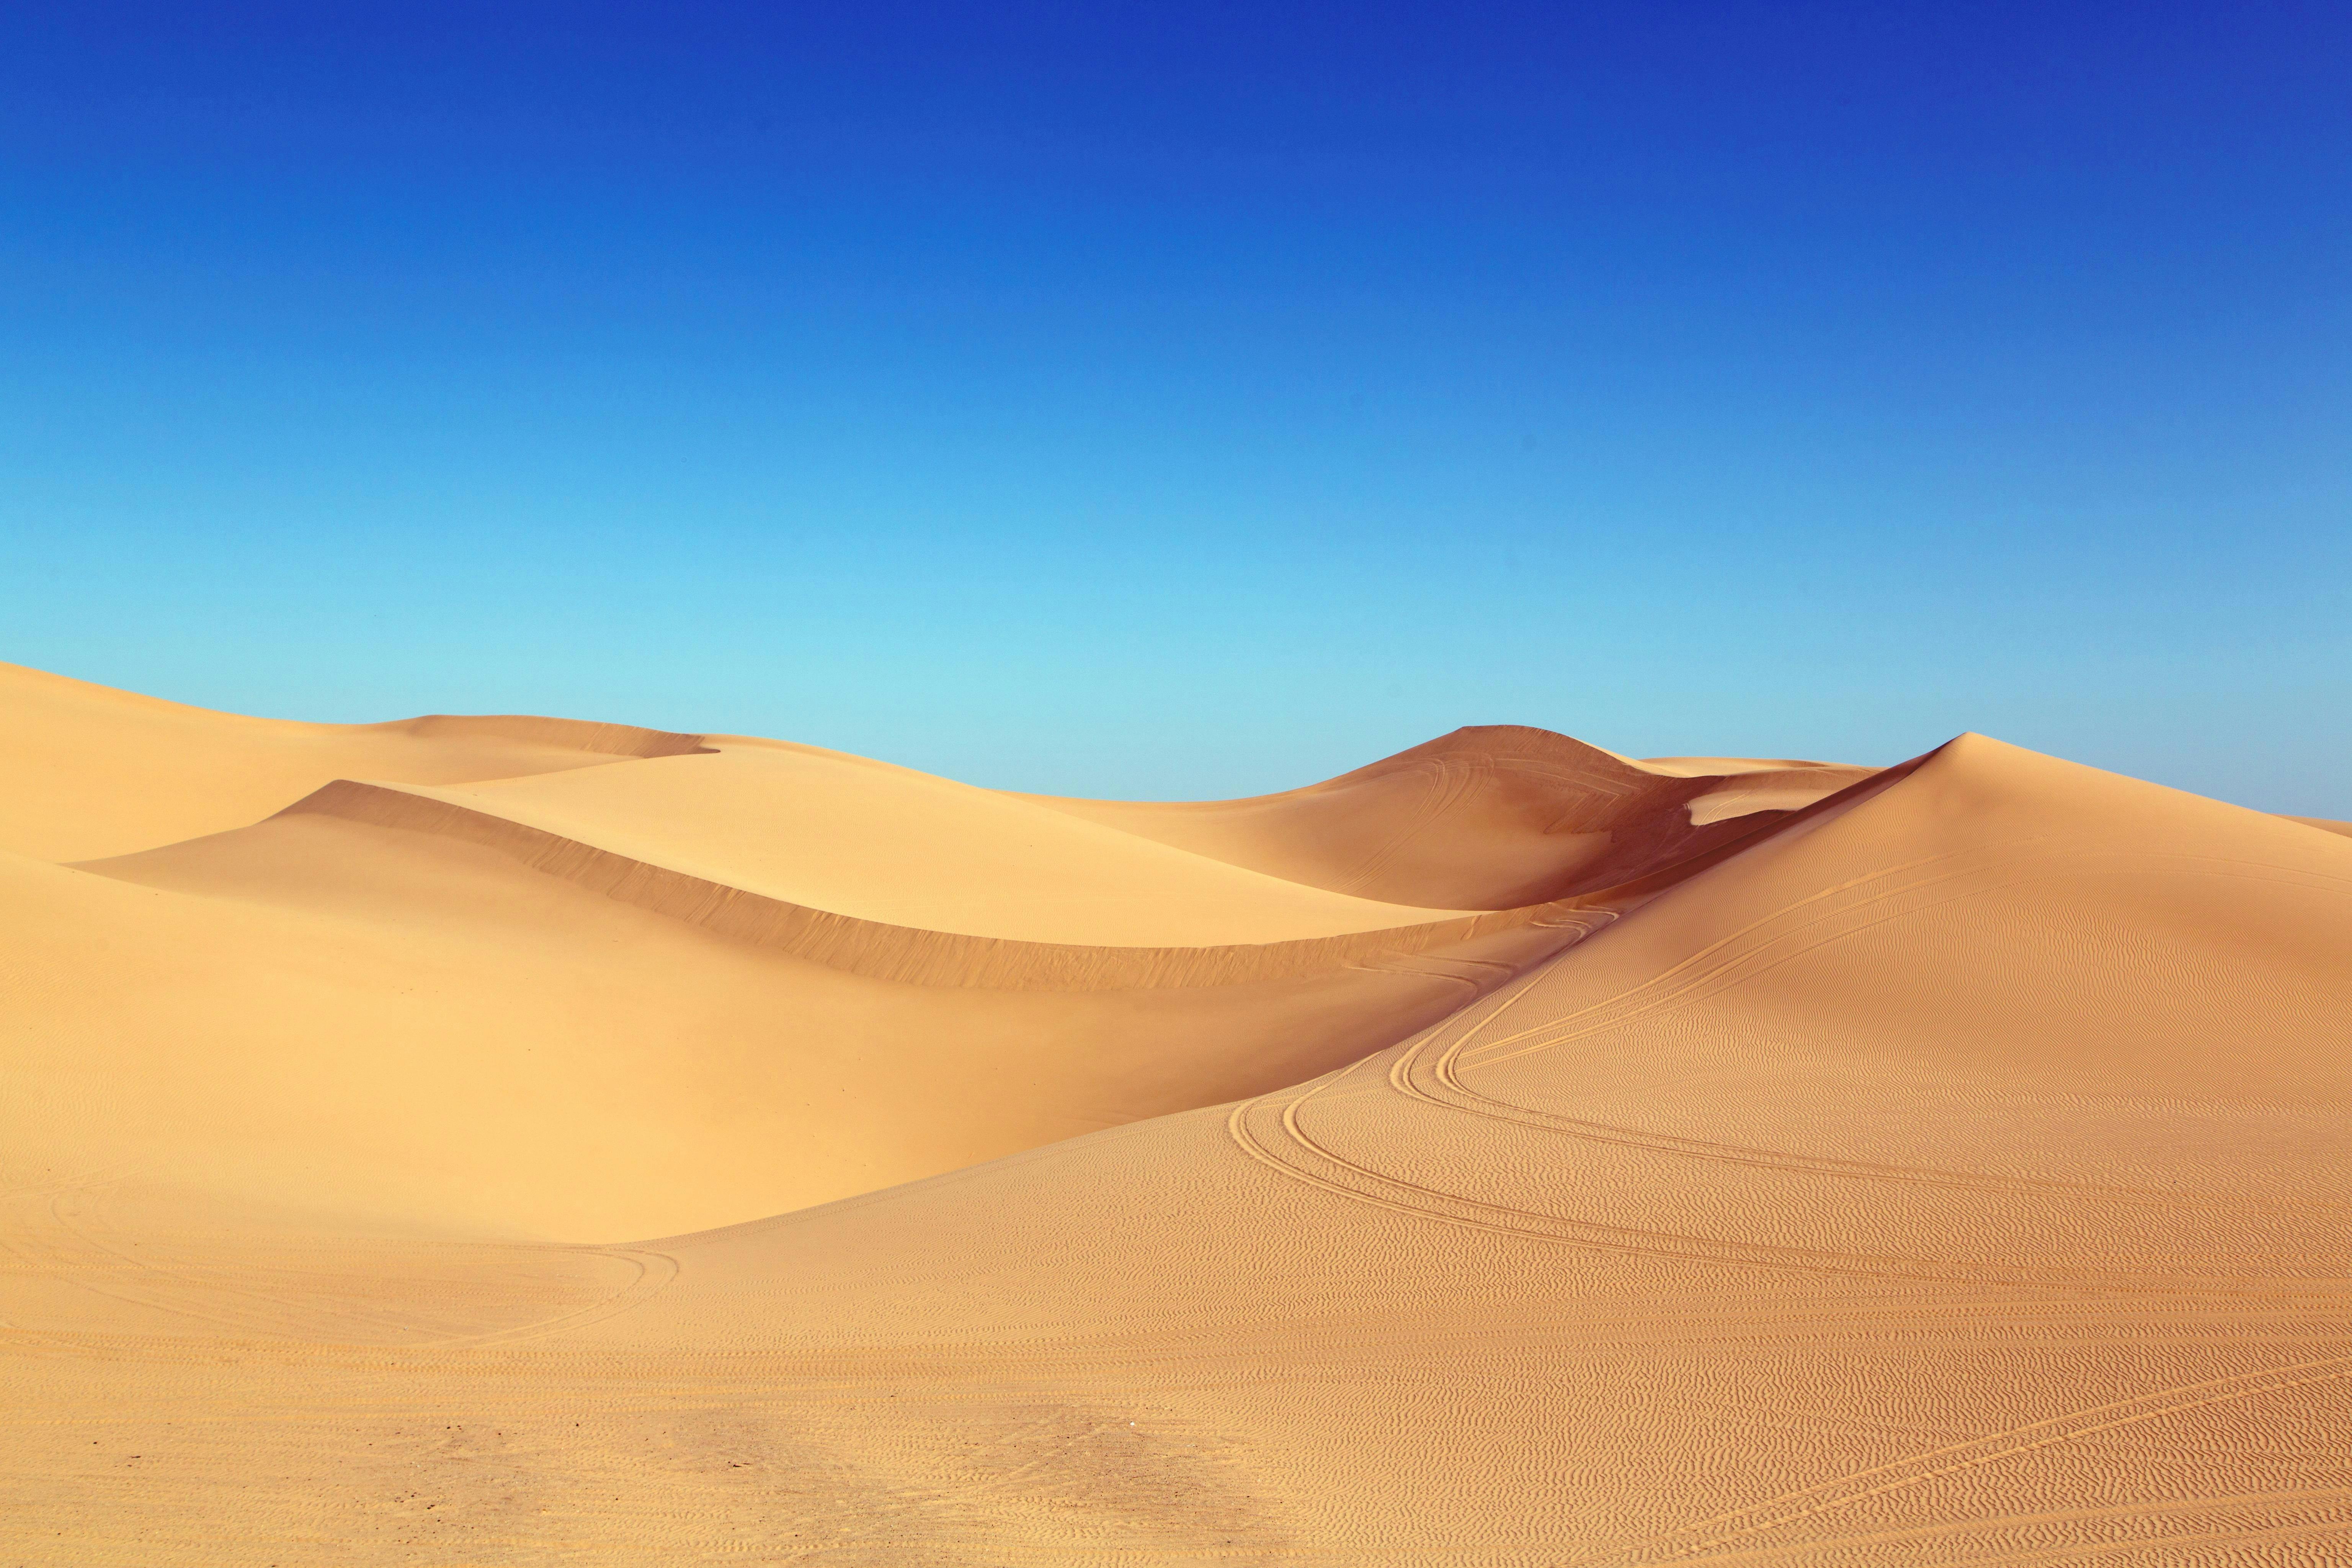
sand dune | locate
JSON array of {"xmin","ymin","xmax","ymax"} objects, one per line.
[
  {"xmin": 0, "ymin": 660, "xmax": 705, "ymax": 862},
  {"xmin": 1029, "ymin": 724, "xmax": 1874, "ymax": 908},
  {"xmin": 503, "ymin": 734, "xmax": 2345, "ymax": 1561},
  {"xmin": 4, "ymin": 666, "xmax": 2348, "ymax": 1563},
  {"xmin": 11, "ymin": 674, "xmax": 1826, "ymax": 1236},
  {"xmin": 2, "ymin": 673, "xmax": 1722, "ymax": 1241},
  {"xmin": 13, "ymin": 807, "xmax": 1557, "ymax": 1238},
  {"xmin": 346, "ymin": 738, "xmax": 1488, "ymax": 946}
]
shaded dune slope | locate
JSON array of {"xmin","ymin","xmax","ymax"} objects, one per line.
[
  {"xmin": 365, "ymin": 738, "xmax": 1488, "ymax": 947},
  {"xmin": 1029, "ymin": 723, "xmax": 1877, "ymax": 908},
  {"xmin": 181, "ymin": 777, "xmax": 1587, "ymax": 990}
]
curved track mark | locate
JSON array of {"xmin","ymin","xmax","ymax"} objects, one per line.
[{"xmin": 1590, "ymin": 1354, "xmax": 2352, "ymax": 1565}]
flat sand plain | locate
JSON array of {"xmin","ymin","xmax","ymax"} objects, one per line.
[{"xmin": 3, "ymin": 659, "xmax": 2347, "ymax": 1565}]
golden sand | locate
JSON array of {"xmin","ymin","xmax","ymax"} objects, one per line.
[{"xmin": 4, "ymin": 660, "xmax": 2346, "ymax": 1563}]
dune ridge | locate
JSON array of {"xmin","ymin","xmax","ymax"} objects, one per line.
[
  {"xmin": 245, "ymin": 769, "xmax": 1886, "ymax": 990},
  {"xmin": 1029, "ymin": 722, "xmax": 1878, "ymax": 910},
  {"xmin": 0, "ymin": 660, "xmax": 712, "ymax": 861},
  {"xmin": 380, "ymin": 740, "xmax": 1491, "ymax": 946},
  {"xmin": 375, "ymin": 712, "xmax": 714, "ymax": 758}
]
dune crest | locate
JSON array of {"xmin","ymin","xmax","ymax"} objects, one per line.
[
  {"xmin": 371, "ymin": 739, "xmax": 1489, "ymax": 947},
  {"xmin": 374, "ymin": 711, "xmax": 711, "ymax": 758},
  {"xmin": 93, "ymin": 775, "xmax": 1594, "ymax": 990},
  {"xmin": 274, "ymin": 777, "xmax": 1590, "ymax": 989},
  {"xmin": 1028, "ymin": 722, "xmax": 1877, "ymax": 908}
]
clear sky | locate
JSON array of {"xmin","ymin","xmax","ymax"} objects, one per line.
[{"xmin": 3, "ymin": 3, "xmax": 2346, "ymax": 809}]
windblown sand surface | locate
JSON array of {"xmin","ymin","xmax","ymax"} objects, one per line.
[{"xmin": 3, "ymin": 658, "xmax": 2347, "ymax": 1564}]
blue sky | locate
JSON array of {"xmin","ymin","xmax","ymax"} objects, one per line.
[{"xmin": 3, "ymin": 3, "xmax": 2346, "ymax": 808}]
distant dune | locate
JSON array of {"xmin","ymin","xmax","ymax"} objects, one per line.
[
  {"xmin": 1028, "ymin": 723, "xmax": 1876, "ymax": 908},
  {"xmin": 3, "ymin": 662, "xmax": 2346, "ymax": 1564},
  {"xmin": 0, "ymin": 661, "xmax": 708, "ymax": 862}
]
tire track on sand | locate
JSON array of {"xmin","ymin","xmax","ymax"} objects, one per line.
[
  {"xmin": 425, "ymin": 1245, "xmax": 681, "ymax": 1350},
  {"xmin": 1226, "ymin": 1049, "xmax": 2350, "ymax": 1297},
  {"xmin": 1576, "ymin": 1354, "xmax": 2352, "ymax": 1565},
  {"xmin": 1369, "ymin": 846, "xmax": 2352, "ymax": 1214}
]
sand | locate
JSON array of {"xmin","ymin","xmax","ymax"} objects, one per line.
[{"xmin": 3, "ymin": 662, "xmax": 2347, "ymax": 1564}]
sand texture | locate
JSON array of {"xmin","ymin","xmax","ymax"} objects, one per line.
[{"xmin": 4, "ymin": 666, "xmax": 2348, "ymax": 1565}]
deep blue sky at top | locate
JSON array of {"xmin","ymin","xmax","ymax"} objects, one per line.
[{"xmin": 2, "ymin": 3, "xmax": 2346, "ymax": 807}]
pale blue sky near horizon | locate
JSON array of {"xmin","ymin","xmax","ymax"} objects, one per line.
[{"xmin": 3, "ymin": 3, "xmax": 2346, "ymax": 811}]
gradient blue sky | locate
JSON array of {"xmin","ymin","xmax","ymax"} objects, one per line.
[{"xmin": 4, "ymin": 3, "xmax": 2346, "ymax": 808}]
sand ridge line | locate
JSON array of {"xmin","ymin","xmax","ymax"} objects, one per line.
[
  {"xmin": 272, "ymin": 777, "xmax": 1661, "ymax": 990},
  {"xmin": 1023, "ymin": 723, "xmax": 1878, "ymax": 911},
  {"xmin": 0, "ymin": 660, "xmax": 722, "ymax": 861}
]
